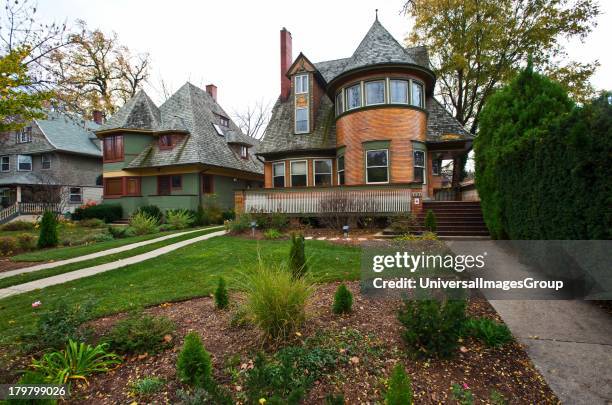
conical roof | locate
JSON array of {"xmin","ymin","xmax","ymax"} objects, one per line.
[{"xmin": 99, "ymin": 90, "xmax": 161, "ymax": 131}]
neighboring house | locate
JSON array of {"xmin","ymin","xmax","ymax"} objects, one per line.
[
  {"xmin": 95, "ymin": 83, "xmax": 263, "ymax": 217},
  {"xmin": 0, "ymin": 111, "xmax": 102, "ymax": 220},
  {"xmin": 240, "ymin": 18, "xmax": 473, "ymax": 216}
]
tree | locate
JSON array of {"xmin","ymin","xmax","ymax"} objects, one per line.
[
  {"xmin": 232, "ymin": 99, "xmax": 271, "ymax": 139},
  {"xmin": 403, "ymin": 0, "xmax": 600, "ymax": 133},
  {"xmin": 38, "ymin": 210, "xmax": 59, "ymax": 248},
  {"xmin": 0, "ymin": 47, "xmax": 52, "ymax": 131}
]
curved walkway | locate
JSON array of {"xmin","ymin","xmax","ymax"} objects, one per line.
[{"xmin": 0, "ymin": 229, "xmax": 226, "ymax": 299}]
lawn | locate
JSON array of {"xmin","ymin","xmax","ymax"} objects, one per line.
[
  {"xmin": 0, "ymin": 226, "xmax": 223, "ymax": 289},
  {"xmin": 0, "ymin": 222, "xmax": 108, "ymax": 247},
  {"xmin": 0, "ymin": 236, "xmax": 361, "ymax": 345}
]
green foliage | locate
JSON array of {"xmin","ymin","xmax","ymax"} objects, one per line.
[
  {"xmin": 104, "ymin": 314, "xmax": 175, "ymax": 354},
  {"xmin": 451, "ymin": 383, "xmax": 474, "ymax": 405},
  {"xmin": 12, "ymin": 372, "xmax": 57, "ymax": 405},
  {"xmin": 129, "ymin": 212, "xmax": 159, "ymax": 235},
  {"xmin": 130, "ymin": 377, "xmax": 165, "ymax": 396},
  {"xmin": 72, "ymin": 204, "xmax": 122, "ymax": 223},
  {"xmin": 264, "ymin": 228, "xmax": 282, "ymax": 240},
  {"xmin": 0, "ymin": 220, "xmax": 35, "ymax": 231},
  {"xmin": 397, "ymin": 297, "xmax": 467, "ymax": 358},
  {"xmin": 289, "ymin": 233, "xmax": 307, "ymax": 279},
  {"xmin": 78, "ymin": 218, "xmax": 105, "ymax": 228},
  {"xmin": 222, "ymin": 209, "xmax": 235, "ymax": 221},
  {"xmin": 38, "ymin": 211, "xmax": 59, "ymax": 248},
  {"xmin": 463, "ymin": 317, "xmax": 513, "ymax": 347},
  {"xmin": 240, "ymin": 257, "xmax": 312, "ymax": 342},
  {"xmin": 176, "ymin": 332, "xmax": 213, "ymax": 388},
  {"xmin": 31, "ymin": 340, "xmax": 120, "ymax": 385},
  {"xmin": 385, "ymin": 363, "xmax": 413, "ymax": 405},
  {"xmin": 394, "ymin": 231, "xmax": 438, "ymax": 241},
  {"xmin": 389, "ymin": 213, "xmax": 419, "ymax": 234},
  {"xmin": 134, "ymin": 205, "xmax": 163, "ymax": 223},
  {"xmin": 214, "ymin": 277, "xmax": 229, "ymax": 309},
  {"xmin": 166, "ymin": 209, "xmax": 195, "ymax": 230},
  {"xmin": 225, "ymin": 213, "xmax": 253, "ymax": 234},
  {"xmin": 0, "ymin": 236, "xmax": 17, "ymax": 256},
  {"xmin": 176, "ymin": 385, "xmax": 232, "ymax": 405},
  {"xmin": 252, "ymin": 211, "xmax": 290, "ymax": 230},
  {"xmin": 332, "ymin": 284, "xmax": 353, "ymax": 314},
  {"xmin": 489, "ymin": 389, "xmax": 508, "ymax": 405},
  {"xmin": 107, "ymin": 225, "xmax": 133, "ymax": 239},
  {"xmin": 424, "ymin": 209, "xmax": 437, "ymax": 233},
  {"xmin": 325, "ymin": 393, "xmax": 345, "ymax": 405},
  {"xmin": 202, "ymin": 195, "xmax": 224, "ymax": 225}
]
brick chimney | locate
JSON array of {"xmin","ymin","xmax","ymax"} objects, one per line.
[
  {"xmin": 280, "ymin": 28, "xmax": 292, "ymax": 101},
  {"xmin": 92, "ymin": 110, "xmax": 104, "ymax": 125},
  {"xmin": 206, "ymin": 84, "xmax": 217, "ymax": 101}
]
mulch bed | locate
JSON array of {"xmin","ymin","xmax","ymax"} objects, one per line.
[
  {"xmin": 60, "ymin": 281, "xmax": 558, "ymax": 404},
  {"xmin": 0, "ymin": 258, "xmax": 41, "ymax": 273}
]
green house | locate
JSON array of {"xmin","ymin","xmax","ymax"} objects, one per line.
[{"xmin": 95, "ymin": 83, "xmax": 263, "ymax": 217}]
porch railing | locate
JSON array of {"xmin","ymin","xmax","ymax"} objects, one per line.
[
  {"xmin": 0, "ymin": 203, "xmax": 18, "ymax": 223},
  {"xmin": 0, "ymin": 202, "xmax": 62, "ymax": 224},
  {"xmin": 243, "ymin": 186, "xmax": 412, "ymax": 215}
]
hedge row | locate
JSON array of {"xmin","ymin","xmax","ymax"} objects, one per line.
[{"xmin": 72, "ymin": 204, "xmax": 123, "ymax": 223}]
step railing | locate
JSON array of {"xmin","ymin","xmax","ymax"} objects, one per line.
[{"xmin": 0, "ymin": 203, "xmax": 18, "ymax": 224}]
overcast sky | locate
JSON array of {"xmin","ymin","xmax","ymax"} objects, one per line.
[{"xmin": 37, "ymin": 0, "xmax": 611, "ymax": 116}]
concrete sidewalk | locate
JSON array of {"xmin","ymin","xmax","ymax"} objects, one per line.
[
  {"xmin": 0, "ymin": 229, "xmax": 226, "ymax": 300},
  {"xmin": 0, "ymin": 226, "xmax": 222, "ymax": 280}
]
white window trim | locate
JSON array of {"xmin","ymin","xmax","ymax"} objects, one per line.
[
  {"xmin": 345, "ymin": 83, "xmax": 362, "ymax": 111},
  {"xmin": 313, "ymin": 159, "xmax": 333, "ymax": 186},
  {"xmin": 337, "ymin": 155, "xmax": 345, "ymax": 185},
  {"xmin": 240, "ymin": 145, "xmax": 248, "ymax": 159},
  {"xmin": 0, "ymin": 155, "xmax": 9, "ymax": 172},
  {"xmin": 289, "ymin": 160, "xmax": 309, "ymax": 187},
  {"xmin": 272, "ymin": 162, "xmax": 285, "ymax": 188},
  {"xmin": 365, "ymin": 80, "xmax": 386, "ymax": 106},
  {"xmin": 390, "ymin": 79, "xmax": 410, "ymax": 104},
  {"xmin": 17, "ymin": 127, "xmax": 32, "ymax": 143},
  {"xmin": 69, "ymin": 187, "xmax": 83, "ymax": 204},
  {"xmin": 17, "ymin": 154, "xmax": 32, "ymax": 172},
  {"xmin": 295, "ymin": 106, "xmax": 309, "ymax": 134},
  {"xmin": 365, "ymin": 149, "xmax": 390, "ymax": 184},
  {"xmin": 41, "ymin": 154, "xmax": 51, "ymax": 170},
  {"xmin": 295, "ymin": 74, "xmax": 309, "ymax": 94},
  {"xmin": 413, "ymin": 149, "xmax": 427, "ymax": 184}
]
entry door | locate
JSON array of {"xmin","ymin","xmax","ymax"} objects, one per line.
[{"xmin": 158, "ymin": 176, "xmax": 171, "ymax": 195}]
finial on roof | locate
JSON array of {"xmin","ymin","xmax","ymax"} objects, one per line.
[{"xmin": 375, "ymin": 9, "xmax": 378, "ymax": 20}]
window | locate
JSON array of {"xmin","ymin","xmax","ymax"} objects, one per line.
[
  {"xmin": 411, "ymin": 81, "xmax": 424, "ymax": 107},
  {"xmin": 171, "ymin": 175, "xmax": 182, "ymax": 189},
  {"xmin": 414, "ymin": 150, "xmax": 425, "ymax": 183},
  {"xmin": 273, "ymin": 162, "xmax": 285, "ymax": 188},
  {"xmin": 432, "ymin": 159, "xmax": 441, "ymax": 176},
  {"xmin": 104, "ymin": 178, "xmax": 122, "ymax": 196},
  {"xmin": 69, "ymin": 187, "xmax": 82, "ymax": 203},
  {"xmin": 17, "ymin": 127, "xmax": 32, "ymax": 143},
  {"xmin": 366, "ymin": 149, "xmax": 389, "ymax": 184},
  {"xmin": 41, "ymin": 154, "xmax": 51, "ymax": 170},
  {"xmin": 365, "ymin": 80, "xmax": 385, "ymax": 105},
  {"xmin": 295, "ymin": 74, "xmax": 308, "ymax": 94},
  {"xmin": 337, "ymin": 155, "xmax": 345, "ymax": 185},
  {"xmin": 17, "ymin": 155, "xmax": 32, "ymax": 171},
  {"xmin": 240, "ymin": 145, "xmax": 248, "ymax": 159},
  {"xmin": 335, "ymin": 92, "xmax": 344, "ymax": 116},
  {"xmin": 346, "ymin": 84, "xmax": 362, "ymax": 110},
  {"xmin": 159, "ymin": 134, "xmax": 174, "ymax": 149},
  {"xmin": 390, "ymin": 80, "xmax": 409, "ymax": 104},
  {"xmin": 295, "ymin": 107, "xmax": 309, "ymax": 133},
  {"xmin": 126, "ymin": 177, "xmax": 140, "ymax": 195},
  {"xmin": 203, "ymin": 174, "xmax": 214, "ymax": 194},
  {"xmin": 103, "ymin": 135, "xmax": 124, "ymax": 162},
  {"xmin": 0, "ymin": 156, "xmax": 9, "ymax": 172},
  {"xmin": 212, "ymin": 123, "xmax": 224, "ymax": 136},
  {"xmin": 313, "ymin": 159, "xmax": 332, "ymax": 186},
  {"xmin": 290, "ymin": 161, "xmax": 307, "ymax": 187},
  {"xmin": 214, "ymin": 113, "xmax": 230, "ymax": 127}
]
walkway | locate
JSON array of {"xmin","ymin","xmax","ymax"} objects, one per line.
[
  {"xmin": 0, "ymin": 226, "xmax": 222, "ymax": 280},
  {"xmin": 0, "ymin": 229, "xmax": 226, "ymax": 299}
]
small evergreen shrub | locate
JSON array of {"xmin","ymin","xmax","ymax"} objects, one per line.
[
  {"xmin": 38, "ymin": 211, "xmax": 59, "ymax": 248},
  {"xmin": 463, "ymin": 317, "xmax": 513, "ymax": 347},
  {"xmin": 332, "ymin": 284, "xmax": 353, "ymax": 314},
  {"xmin": 176, "ymin": 385, "xmax": 232, "ymax": 405},
  {"xmin": 166, "ymin": 209, "xmax": 195, "ymax": 229},
  {"xmin": 105, "ymin": 314, "xmax": 175, "ymax": 354},
  {"xmin": 195, "ymin": 205, "xmax": 209, "ymax": 226},
  {"xmin": 176, "ymin": 332, "xmax": 213, "ymax": 388},
  {"xmin": 0, "ymin": 236, "xmax": 18, "ymax": 255},
  {"xmin": 129, "ymin": 212, "xmax": 158, "ymax": 235},
  {"xmin": 202, "ymin": 195, "xmax": 224, "ymax": 225},
  {"xmin": 16, "ymin": 233, "xmax": 36, "ymax": 251},
  {"xmin": 107, "ymin": 225, "xmax": 132, "ymax": 239},
  {"xmin": 451, "ymin": 383, "xmax": 474, "ymax": 405},
  {"xmin": 289, "ymin": 233, "xmax": 307, "ymax": 279},
  {"xmin": 134, "ymin": 205, "xmax": 163, "ymax": 223},
  {"xmin": 385, "ymin": 364, "xmax": 413, "ymax": 405},
  {"xmin": 424, "ymin": 209, "xmax": 437, "ymax": 233},
  {"xmin": 264, "ymin": 228, "xmax": 282, "ymax": 240},
  {"xmin": 130, "ymin": 377, "xmax": 165, "ymax": 396},
  {"xmin": 78, "ymin": 218, "xmax": 105, "ymax": 228},
  {"xmin": 214, "ymin": 277, "xmax": 229, "ymax": 309},
  {"xmin": 72, "ymin": 204, "xmax": 122, "ymax": 223},
  {"xmin": 222, "ymin": 209, "xmax": 235, "ymax": 221},
  {"xmin": 0, "ymin": 220, "xmax": 34, "ymax": 231}
]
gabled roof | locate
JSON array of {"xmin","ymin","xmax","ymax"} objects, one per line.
[
  {"xmin": 99, "ymin": 90, "xmax": 161, "ymax": 131},
  {"xmin": 426, "ymin": 97, "xmax": 473, "ymax": 142},
  {"xmin": 36, "ymin": 111, "xmax": 101, "ymax": 156}
]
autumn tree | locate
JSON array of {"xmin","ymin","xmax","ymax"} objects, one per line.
[{"xmin": 403, "ymin": 0, "xmax": 600, "ymax": 134}]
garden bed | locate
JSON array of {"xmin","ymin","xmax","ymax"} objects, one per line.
[{"xmin": 65, "ymin": 281, "xmax": 557, "ymax": 404}]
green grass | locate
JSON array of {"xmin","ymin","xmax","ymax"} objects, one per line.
[
  {"xmin": 0, "ymin": 236, "xmax": 360, "ymax": 345},
  {"xmin": 0, "ymin": 227, "xmax": 223, "ymax": 289},
  {"xmin": 0, "ymin": 222, "xmax": 107, "ymax": 241}
]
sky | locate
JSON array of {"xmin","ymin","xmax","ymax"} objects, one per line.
[{"xmin": 36, "ymin": 0, "xmax": 612, "ymax": 117}]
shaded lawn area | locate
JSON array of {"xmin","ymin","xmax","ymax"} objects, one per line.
[
  {"xmin": 0, "ymin": 227, "xmax": 223, "ymax": 289},
  {"xmin": 0, "ymin": 236, "xmax": 361, "ymax": 345}
]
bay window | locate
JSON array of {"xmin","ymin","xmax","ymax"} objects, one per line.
[
  {"xmin": 411, "ymin": 81, "xmax": 424, "ymax": 108},
  {"xmin": 365, "ymin": 80, "xmax": 385, "ymax": 105},
  {"xmin": 17, "ymin": 155, "xmax": 32, "ymax": 171},
  {"xmin": 366, "ymin": 149, "xmax": 389, "ymax": 184},
  {"xmin": 335, "ymin": 91, "xmax": 344, "ymax": 116},
  {"xmin": 346, "ymin": 84, "xmax": 362, "ymax": 110},
  {"xmin": 413, "ymin": 150, "xmax": 425, "ymax": 183},
  {"xmin": 290, "ymin": 160, "xmax": 307, "ymax": 187},
  {"xmin": 273, "ymin": 162, "xmax": 285, "ymax": 188},
  {"xmin": 337, "ymin": 155, "xmax": 345, "ymax": 185},
  {"xmin": 313, "ymin": 159, "xmax": 332, "ymax": 186},
  {"xmin": 390, "ymin": 79, "xmax": 409, "ymax": 104}
]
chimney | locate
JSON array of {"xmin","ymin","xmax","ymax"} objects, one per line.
[
  {"xmin": 92, "ymin": 110, "xmax": 104, "ymax": 125},
  {"xmin": 206, "ymin": 84, "xmax": 217, "ymax": 101},
  {"xmin": 280, "ymin": 27, "xmax": 292, "ymax": 101}
]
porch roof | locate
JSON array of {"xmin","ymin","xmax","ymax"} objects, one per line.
[{"xmin": 0, "ymin": 172, "xmax": 61, "ymax": 186}]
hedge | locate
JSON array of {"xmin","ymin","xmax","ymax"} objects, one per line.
[{"xmin": 72, "ymin": 204, "xmax": 123, "ymax": 223}]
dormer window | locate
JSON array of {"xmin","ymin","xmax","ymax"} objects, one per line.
[
  {"xmin": 17, "ymin": 127, "xmax": 32, "ymax": 143},
  {"xmin": 240, "ymin": 145, "xmax": 248, "ymax": 159},
  {"xmin": 295, "ymin": 108, "xmax": 309, "ymax": 133},
  {"xmin": 294, "ymin": 73, "xmax": 310, "ymax": 134},
  {"xmin": 159, "ymin": 134, "xmax": 175, "ymax": 149},
  {"xmin": 212, "ymin": 123, "xmax": 224, "ymax": 136},
  {"xmin": 295, "ymin": 74, "xmax": 308, "ymax": 94},
  {"xmin": 214, "ymin": 113, "xmax": 230, "ymax": 127}
]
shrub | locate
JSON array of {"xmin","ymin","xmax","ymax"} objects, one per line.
[
  {"xmin": 225, "ymin": 213, "xmax": 253, "ymax": 234},
  {"xmin": 78, "ymin": 218, "xmax": 105, "ymax": 228},
  {"xmin": 130, "ymin": 377, "xmax": 165, "ymax": 396},
  {"xmin": 176, "ymin": 332, "xmax": 213, "ymax": 388},
  {"xmin": 463, "ymin": 317, "xmax": 513, "ymax": 347},
  {"xmin": 72, "ymin": 204, "xmax": 122, "ymax": 223},
  {"xmin": 240, "ymin": 258, "xmax": 312, "ymax": 342},
  {"xmin": 129, "ymin": 212, "xmax": 158, "ymax": 235},
  {"xmin": 451, "ymin": 383, "xmax": 474, "ymax": 405},
  {"xmin": 107, "ymin": 225, "xmax": 133, "ymax": 239},
  {"xmin": 222, "ymin": 209, "xmax": 235, "ymax": 221},
  {"xmin": 38, "ymin": 211, "xmax": 59, "ymax": 248},
  {"xmin": 176, "ymin": 386, "xmax": 232, "ymax": 405},
  {"xmin": 166, "ymin": 209, "xmax": 195, "ymax": 230},
  {"xmin": 289, "ymin": 233, "xmax": 307, "ymax": 279},
  {"xmin": 202, "ymin": 195, "xmax": 224, "ymax": 225},
  {"xmin": 264, "ymin": 228, "xmax": 282, "ymax": 240},
  {"xmin": 31, "ymin": 340, "xmax": 120, "ymax": 385},
  {"xmin": 16, "ymin": 233, "xmax": 37, "ymax": 251},
  {"xmin": 0, "ymin": 220, "xmax": 34, "ymax": 231},
  {"xmin": 397, "ymin": 297, "xmax": 467, "ymax": 358},
  {"xmin": 13, "ymin": 371, "xmax": 57, "ymax": 405},
  {"xmin": 253, "ymin": 212, "xmax": 289, "ymax": 230},
  {"xmin": 134, "ymin": 205, "xmax": 163, "ymax": 223},
  {"xmin": 194, "ymin": 205, "xmax": 209, "ymax": 226},
  {"xmin": 389, "ymin": 213, "xmax": 418, "ymax": 234},
  {"xmin": 325, "ymin": 394, "xmax": 345, "ymax": 405},
  {"xmin": 214, "ymin": 277, "xmax": 229, "ymax": 309},
  {"xmin": 424, "ymin": 209, "xmax": 437, "ymax": 233},
  {"xmin": 385, "ymin": 364, "xmax": 413, "ymax": 405},
  {"xmin": 332, "ymin": 284, "xmax": 353, "ymax": 314},
  {"xmin": 105, "ymin": 314, "xmax": 175, "ymax": 354},
  {"xmin": 0, "ymin": 236, "xmax": 18, "ymax": 256},
  {"xmin": 489, "ymin": 389, "xmax": 508, "ymax": 405}
]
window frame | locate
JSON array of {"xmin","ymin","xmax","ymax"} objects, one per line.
[
  {"xmin": 337, "ymin": 155, "xmax": 345, "ymax": 185},
  {"xmin": 41, "ymin": 154, "xmax": 52, "ymax": 170},
  {"xmin": 0, "ymin": 156, "xmax": 9, "ymax": 172},
  {"xmin": 158, "ymin": 134, "xmax": 174, "ymax": 150},
  {"xmin": 335, "ymin": 91, "xmax": 344, "ymax": 116},
  {"xmin": 202, "ymin": 174, "xmax": 214, "ymax": 194},
  {"xmin": 272, "ymin": 162, "xmax": 285, "ymax": 188},
  {"xmin": 240, "ymin": 145, "xmax": 248, "ymax": 159},
  {"xmin": 171, "ymin": 174, "xmax": 182, "ymax": 190},
  {"xmin": 389, "ymin": 79, "xmax": 409, "ymax": 104},
  {"xmin": 17, "ymin": 127, "xmax": 32, "ymax": 143},
  {"xmin": 365, "ymin": 80, "xmax": 386, "ymax": 106},
  {"xmin": 17, "ymin": 155, "xmax": 32, "ymax": 172},
  {"xmin": 103, "ymin": 135, "xmax": 124, "ymax": 162},
  {"xmin": 295, "ymin": 74, "xmax": 309, "ymax": 94},
  {"xmin": 69, "ymin": 187, "xmax": 82, "ymax": 204},
  {"xmin": 125, "ymin": 177, "xmax": 141, "ymax": 196},
  {"xmin": 345, "ymin": 83, "xmax": 362, "ymax": 111},
  {"xmin": 290, "ymin": 160, "xmax": 308, "ymax": 188},
  {"xmin": 411, "ymin": 80, "xmax": 425, "ymax": 108},
  {"xmin": 365, "ymin": 149, "xmax": 389, "ymax": 184},
  {"xmin": 103, "ymin": 177, "xmax": 123, "ymax": 197},
  {"xmin": 432, "ymin": 158, "xmax": 441, "ymax": 176},
  {"xmin": 413, "ymin": 149, "xmax": 426, "ymax": 184},
  {"xmin": 295, "ymin": 107, "xmax": 309, "ymax": 134},
  {"xmin": 313, "ymin": 159, "xmax": 333, "ymax": 187}
]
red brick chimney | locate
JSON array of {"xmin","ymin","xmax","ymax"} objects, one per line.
[
  {"xmin": 92, "ymin": 110, "xmax": 104, "ymax": 125},
  {"xmin": 280, "ymin": 28, "xmax": 292, "ymax": 101},
  {"xmin": 206, "ymin": 84, "xmax": 217, "ymax": 101}
]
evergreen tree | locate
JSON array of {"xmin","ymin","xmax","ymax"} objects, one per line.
[
  {"xmin": 214, "ymin": 277, "xmax": 229, "ymax": 309},
  {"xmin": 37, "ymin": 211, "xmax": 59, "ymax": 248},
  {"xmin": 424, "ymin": 209, "xmax": 437, "ymax": 233},
  {"xmin": 289, "ymin": 233, "xmax": 307, "ymax": 279},
  {"xmin": 176, "ymin": 332, "xmax": 212, "ymax": 388},
  {"xmin": 332, "ymin": 284, "xmax": 353, "ymax": 314},
  {"xmin": 385, "ymin": 363, "xmax": 413, "ymax": 405}
]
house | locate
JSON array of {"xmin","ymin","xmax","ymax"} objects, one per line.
[
  {"xmin": 237, "ymin": 17, "xmax": 474, "ymax": 217},
  {"xmin": 95, "ymin": 83, "xmax": 263, "ymax": 217},
  {"xmin": 0, "ymin": 111, "xmax": 103, "ymax": 223}
]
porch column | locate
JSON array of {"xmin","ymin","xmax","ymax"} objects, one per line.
[{"xmin": 16, "ymin": 186, "xmax": 22, "ymax": 203}]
